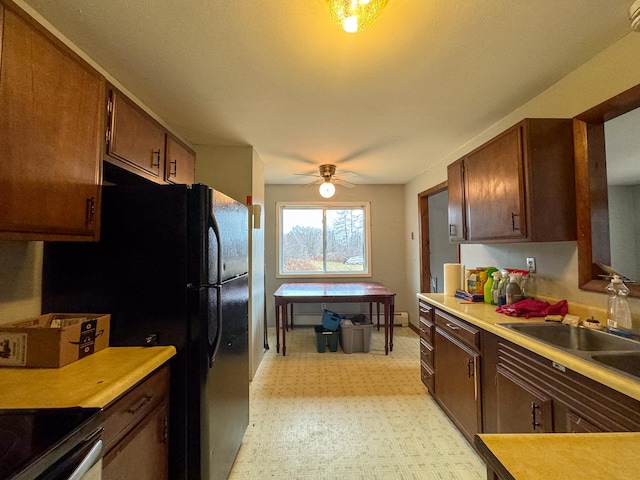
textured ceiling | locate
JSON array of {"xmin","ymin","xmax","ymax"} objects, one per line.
[{"xmin": 23, "ymin": 0, "xmax": 634, "ymax": 184}]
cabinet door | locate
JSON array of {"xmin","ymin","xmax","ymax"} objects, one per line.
[
  {"xmin": 447, "ymin": 159, "xmax": 466, "ymax": 242},
  {"xmin": 496, "ymin": 365, "xmax": 552, "ymax": 433},
  {"xmin": 464, "ymin": 126, "xmax": 526, "ymax": 241},
  {"xmin": 103, "ymin": 401, "xmax": 169, "ymax": 480},
  {"xmin": 107, "ymin": 89, "xmax": 165, "ymax": 180},
  {"xmin": 0, "ymin": 4, "xmax": 104, "ymax": 241},
  {"xmin": 434, "ymin": 328, "xmax": 481, "ymax": 442},
  {"xmin": 165, "ymin": 135, "xmax": 195, "ymax": 184}
]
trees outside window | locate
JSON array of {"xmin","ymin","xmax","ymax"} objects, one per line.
[{"xmin": 277, "ymin": 202, "xmax": 371, "ymax": 277}]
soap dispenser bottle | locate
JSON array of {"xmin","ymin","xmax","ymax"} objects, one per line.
[
  {"xmin": 506, "ymin": 274, "xmax": 523, "ymax": 305},
  {"xmin": 606, "ymin": 274, "xmax": 633, "ymax": 336}
]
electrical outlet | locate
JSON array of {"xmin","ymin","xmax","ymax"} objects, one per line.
[
  {"xmin": 321, "ymin": 303, "xmax": 327, "ymax": 310},
  {"xmin": 526, "ymin": 257, "xmax": 536, "ymax": 273}
]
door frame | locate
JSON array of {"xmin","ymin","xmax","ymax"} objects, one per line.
[{"xmin": 418, "ymin": 181, "xmax": 460, "ymax": 293}]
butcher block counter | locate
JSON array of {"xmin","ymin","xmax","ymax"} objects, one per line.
[{"xmin": 0, "ymin": 346, "xmax": 176, "ymax": 408}]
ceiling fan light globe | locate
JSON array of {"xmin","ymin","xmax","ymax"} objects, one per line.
[
  {"xmin": 319, "ymin": 182, "xmax": 336, "ymax": 198},
  {"xmin": 329, "ymin": 0, "xmax": 387, "ymax": 33}
]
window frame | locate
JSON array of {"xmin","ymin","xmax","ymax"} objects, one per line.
[{"xmin": 276, "ymin": 201, "xmax": 372, "ymax": 279}]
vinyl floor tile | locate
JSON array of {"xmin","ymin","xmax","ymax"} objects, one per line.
[{"xmin": 229, "ymin": 326, "xmax": 485, "ymax": 480}]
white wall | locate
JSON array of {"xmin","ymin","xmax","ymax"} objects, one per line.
[
  {"xmin": 264, "ymin": 184, "xmax": 407, "ymax": 326},
  {"xmin": 404, "ymin": 32, "xmax": 640, "ymax": 328},
  {"xmin": 0, "ymin": 242, "xmax": 42, "ymax": 323},
  {"xmin": 195, "ymin": 145, "xmax": 266, "ymax": 379}
]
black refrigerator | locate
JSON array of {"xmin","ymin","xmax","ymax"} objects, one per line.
[{"xmin": 41, "ymin": 183, "xmax": 249, "ymax": 480}]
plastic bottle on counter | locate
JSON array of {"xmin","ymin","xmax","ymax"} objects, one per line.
[
  {"xmin": 490, "ymin": 271, "xmax": 502, "ymax": 305},
  {"xmin": 505, "ymin": 274, "xmax": 523, "ymax": 305},
  {"xmin": 497, "ymin": 270, "xmax": 509, "ymax": 306},
  {"xmin": 483, "ymin": 267, "xmax": 498, "ymax": 303},
  {"xmin": 606, "ymin": 274, "xmax": 633, "ymax": 336},
  {"xmin": 521, "ymin": 272, "xmax": 536, "ymax": 299}
]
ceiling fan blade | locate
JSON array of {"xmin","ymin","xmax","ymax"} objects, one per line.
[
  {"xmin": 294, "ymin": 173, "xmax": 321, "ymax": 177},
  {"xmin": 333, "ymin": 178, "xmax": 355, "ymax": 188},
  {"xmin": 304, "ymin": 179, "xmax": 323, "ymax": 187},
  {"xmin": 336, "ymin": 170, "xmax": 358, "ymax": 177}
]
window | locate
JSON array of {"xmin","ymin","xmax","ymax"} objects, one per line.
[{"xmin": 277, "ymin": 202, "xmax": 371, "ymax": 278}]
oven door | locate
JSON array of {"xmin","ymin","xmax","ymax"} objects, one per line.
[{"xmin": 37, "ymin": 428, "xmax": 103, "ymax": 480}]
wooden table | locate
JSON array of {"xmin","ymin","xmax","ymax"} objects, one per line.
[{"xmin": 273, "ymin": 282, "xmax": 396, "ymax": 356}]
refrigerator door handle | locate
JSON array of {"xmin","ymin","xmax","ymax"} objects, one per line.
[
  {"xmin": 209, "ymin": 286, "xmax": 223, "ymax": 369},
  {"xmin": 207, "ymin": 188, "xmax": 223, "ymax": 285},
  {"xmin": 207, "ymin": 192, "xmax": 224, "ymax": 368}
]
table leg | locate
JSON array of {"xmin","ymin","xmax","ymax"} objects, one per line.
[
  {"xmin": 282, "ymin": 302, "xmax": 287, "ymax": 356},
  {"xmin": 384, "ymin": 301, "xmax": 389, "ymax": 355},
  {"xmin": 389, "ymin": 300, "xmax": 394, "ymax": 352},
  {"xmin": 289, "ymin": 303, "xmax": 294, "ymax": 331},
  {"xmin": 376, "ymin": 302, "xmax": 381, "ymax": 331},
  {"xmin": 275, "ymin": 303, "xmax": 281, "ymax": 354}
]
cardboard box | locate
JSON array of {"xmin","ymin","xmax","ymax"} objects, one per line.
[{"xmin": 0, "ymin": 313, "xmax": 110, "ymax": 368}]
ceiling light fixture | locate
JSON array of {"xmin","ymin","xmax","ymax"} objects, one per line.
[
  {"xmin": 329, "ymin": 0, "xmax": 388, "ymax": 33},
  {"xmin": 631, "ymin": 0, "xmax": 640, "ymax": 31},
  {"xmin": 319, "ymin": 180, "xmax": 336, "ymax": 198}
]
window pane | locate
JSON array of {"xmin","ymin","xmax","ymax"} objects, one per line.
[
  {"xmin": 281, "ymin": 209, "xmax": 323, "ymax": 272},
  {"xmin": 326, "ymin": 209, "xmax": 365, "ymax": 272}
]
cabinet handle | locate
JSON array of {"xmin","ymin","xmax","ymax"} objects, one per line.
[
  {"xmin": 531, "ymin": 401, "xmax": 541, "ymax": 430},
  {"xmin": 449, "ymin": 224, "xmax": 456, "ymax": 236},
  {"xmin": 511, "ymin": 212, "xmax": 521, "ymax": 231},
  {"xmin": 152, "ymin": 149, "xmax": 161, "ymax": 167},
  {"xmin": 170, "ymin": 159, "xmax": 178, "ymax": 177},
  {"xmin": 446, "ymin": 323, "xmax": 459, "ymax": 331},
  {"xmin": 128, "ymin": 394, "xmax": 152, "ymax": 415},
  {"xmin": 467, "ymin": 358, "xmax": 474, "ymax": 378},
  {"xmin": 85, "ymin": 197, "xmax": 95, "ymax": 226},
  {"xmin": 471, "ymin": 357, "xmax": 478, "ymax": 401}
]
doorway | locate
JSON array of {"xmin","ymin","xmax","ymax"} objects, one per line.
[{"xmin": 418, "ymin": 182, "xmax": 459, "ymax": 293}]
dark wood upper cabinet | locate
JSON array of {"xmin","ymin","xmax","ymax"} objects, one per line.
[
  {"xmin": 0, "ymin": 1, "xmax": 105, "ymax": 241},
  {"xmin": 105, "ymin": 88, "xmax": 196, "ymax": 186},
  {"xmin": 106, "ymin": 89, "xmax": 166, "ymax": 182},
  {"xmin": 447, "ymin": 159, "xmax": 466, "ymax": 242},
  {"xmin": 165, "ymin": 135, "xmax": 195, "ymax": 185},
  {"xmin": 448, "ymin": 118, "xmax": 576, "ymax": 243}
]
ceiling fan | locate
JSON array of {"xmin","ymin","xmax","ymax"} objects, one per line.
[{"xmin": 295, "ymin": 164, "xmax": 357, "ymax": 197}]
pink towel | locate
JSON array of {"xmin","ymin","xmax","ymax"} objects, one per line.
[{"xmin": 496, "ymin": 298, "xmax": 568, "ymax": 318}]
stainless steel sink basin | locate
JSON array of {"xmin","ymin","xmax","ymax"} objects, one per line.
[
  {"xmin": 500, "ymin": 322, "xmax": 640, "ymax": 352},
  {"xmin": 590, "ymin": 352, "xmax": 640, "ymax": 379}
]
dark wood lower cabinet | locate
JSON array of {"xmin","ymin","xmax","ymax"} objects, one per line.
[
  {"xmin": 495, "ymin": 365, "xmax": 552, "ymax": 433},
  {"xmin": 101, "ymin": 365, "xmax": 170, "ymax": 479},
  {"xmin": 484, "ymin": 332, "xmax": 640, "ymax": 434},
  {"xmin": 434, "ymin": 327, "xmax": 482, "ymax": 442},
  {"xmin": 419, "ymin": 301, "xmax": 640, "ymax": 449},
  {"xmin": 103, "ymin": 401, "xmax": 169, "ymax": 480}
]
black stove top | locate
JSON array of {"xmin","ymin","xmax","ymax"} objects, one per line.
[{"xmin": 0, "ymin": 408, "xmax": 101, "ymax": 480}]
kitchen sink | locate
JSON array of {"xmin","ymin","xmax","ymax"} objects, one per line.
[
  {"xmin": 499, "ymin": 322, "xmax": 640, "ymax": 381},
  {"xmin": 500, "ymin": 322, "xmax": 640, "ymax": 352},
  {"xmin": 590, "ymin": 352, "xmax": 640, "ymax": 379}
]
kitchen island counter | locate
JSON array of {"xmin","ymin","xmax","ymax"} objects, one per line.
[
  {"xmin": 475, "ymin": 432, "xmax": 640, "ymax": 479},
  {"xmin": 0, "ymin": 346, "xmax": 176, "ymax": 408},
  {"xmin": 417, "ymin": 293, "xmax": 640, "ymax": 402}
]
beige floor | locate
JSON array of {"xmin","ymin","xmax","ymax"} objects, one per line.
[{"xmin": 229, "ymin": 326, "xmax": 486, "ymax": 480}]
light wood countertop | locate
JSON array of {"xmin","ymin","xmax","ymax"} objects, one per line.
[
  {"xmin": 0, "ymin": 346, "xmax": 176, "ymax": 409},
  {"xmin": 417, "ymin": 293, "xmax": 640, "ymax": 401},
  {"xmin": 475, "ymin": 432, "xmax": 640, "ymax": 479}
]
